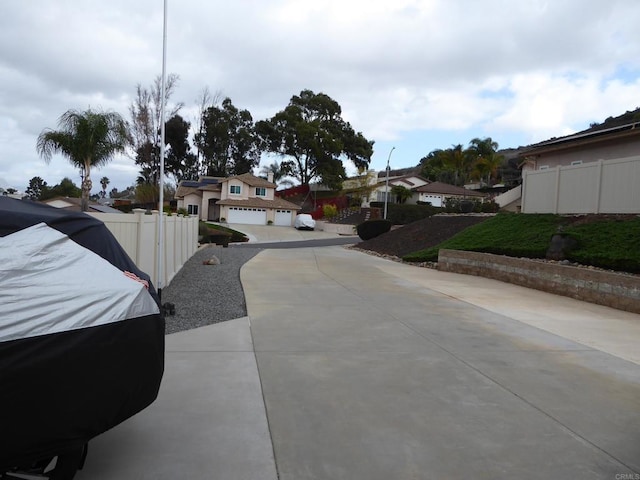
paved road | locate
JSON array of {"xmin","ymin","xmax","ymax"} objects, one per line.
[
  {"xmin": 77, "ymin": 232, "xmax": 640, "ymax": 479},
  {"xmin": 243, "ymin": 245, "xmax": 640, "ymax": 479},
  {"xmin": 231, "ymin": 236, "xmax": 359, "ymax": 249}
]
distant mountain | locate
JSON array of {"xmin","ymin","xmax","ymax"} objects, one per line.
[{"xmin": 582, "ymin": 107, "xmax": 640, "ymax": 133}]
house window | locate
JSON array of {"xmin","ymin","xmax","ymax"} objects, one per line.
[
  {"xmin": 230, "ymin": 185, "xmax": 241, "ymax": 194},
  {"xmin": 187, "ymin": 204, "xmax": 199, "ymax": 215},
  {"xmin": 255, "ymin": 187, "xmax": 266, "ymax": 197},
  {"xmin": 538, "ymin": 165, "xmax": 549, "ymax": 170},
  {"xmin": 376, "ymin": 191, "xmax": 393, "ymax": 203},
  {"xmin": 570, "ymin": 160, "xmax": 583, "ymax": 166}
]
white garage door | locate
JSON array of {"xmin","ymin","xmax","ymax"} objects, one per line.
[
  {"xmin": 227, "ymin": 207, "xmax": 267, "ymax": 225},
  {"xmin": 274, "ymin": 209, "xmax": 293, "ymax": 226}
]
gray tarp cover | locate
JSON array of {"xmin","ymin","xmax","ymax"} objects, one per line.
[{"xmin": 0, "ymin": 222, "xmax": 159, "ymax": 343}]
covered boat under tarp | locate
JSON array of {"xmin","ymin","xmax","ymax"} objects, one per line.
[{"xmin": 0, "ymin": 197, "xmax": 164, "ymax": 478}]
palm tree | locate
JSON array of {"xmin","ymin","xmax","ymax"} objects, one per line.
[
  {"xmin": 37, "ymin": 109, "xmax": 129, "ymax": 211},
  {"xmin": 467, "ymin": 137, "xmax": 503, "ymax": 186},
  {"xmin": 391, "ymin": 185, "xmax": 413, "ymax": 204},
  {"xmin": 100, "ymin": 176, "xmax": 110, "ymax": 198},
  {"xmin": 259, "ymin": 161, "xmax": 294, "ymax": 188},
  {"xmin": 440, "ymin": 144, "xmax": 472, "ymax": 186}
]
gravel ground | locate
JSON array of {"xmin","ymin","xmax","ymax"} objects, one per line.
[{"xmin": 161, "ymin": 245, "xmax": 261, "ymax": 335}]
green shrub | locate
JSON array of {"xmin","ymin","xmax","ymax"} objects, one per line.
[
  {"xmin": 357, "ymin": 219, "xmax": 392, "ymax": 240},
  {"xmin": 323, "ymin": 203, "xmax": 338, "ymax": 220}
]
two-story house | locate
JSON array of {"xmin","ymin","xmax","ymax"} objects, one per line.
[{"xmin": 175, "ymin": 173, "xmax": 301, "ymax": 225}]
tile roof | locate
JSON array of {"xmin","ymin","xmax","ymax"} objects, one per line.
[
  {"xmin": 415, "ymin": 182, "xmax": 485, "ymax": 197},
  {"xmin": 226, "ymin": 173, "xmax": 276, "ymax": 188}
]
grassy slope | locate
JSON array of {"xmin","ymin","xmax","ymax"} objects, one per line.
[{"xmin": 402, "ymin": 213, "xmax": 640, "ymax": 274}]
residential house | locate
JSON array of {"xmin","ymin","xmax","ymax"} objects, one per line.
[
  {"xmin": 175, "ymin": 173, "xmax": 301, "ymax": 225},
  {"xmin": 41, "ymin": 196, "xmax": 123, "ymax": 213},
  {"xmin": 515, "ymin": 108, "xmax": 640, "ymax": 214},
  {"xmin": 347, "ymin": 170, "xmax": 486, "ymax": 207},
  {"xmin": 519, "ymin": 111, "xmax": 640, "ymax": 172},
  {"xmin": 363, "ymin": 171, "xmax": 430, "ymax": 206},
  {"xmin": 414, "ymin": 182, "xmax": 485, "ymax": 207}
]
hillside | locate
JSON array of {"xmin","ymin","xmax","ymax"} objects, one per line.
[
  {"xmin": 354, "ymin": 214, "xmax": 491, "ymax": 257},
  {"xmin": 354, "ymin": 213, "xmax": 640, "ymax": 274}
]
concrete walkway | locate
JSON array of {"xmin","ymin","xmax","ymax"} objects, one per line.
[{"xmin": 78, "ymin": 239, "xmax": 640, "ymax": 479}]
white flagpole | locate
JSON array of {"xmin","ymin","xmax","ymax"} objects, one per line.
[{"xmin": 157, "ymin": 0, "xmax": 168, "ymax": 298}]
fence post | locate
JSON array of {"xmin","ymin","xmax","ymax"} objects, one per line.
[
  {"xmin": 521, "ymin": 170, "xmax": 528, "ymax": 213},
  {"xmin": 132, "ymin": 209, "xmax": 146, "ymax": 267},
  {"xmin": 594, "ymin": 159, "xmax": 604, "ymax": 214},
  {"xmin": 553, "ymin": 166, "xmax": 561, "ymax": 214}
]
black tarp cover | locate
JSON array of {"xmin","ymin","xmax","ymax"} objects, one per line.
[{"xmin": 0, "ymin": 197, "xmax": 165, "ymax": 468}]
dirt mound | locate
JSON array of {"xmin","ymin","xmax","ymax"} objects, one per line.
[{"xmin": 354, "ymin": 214, "xmax": 492, "ymax": 258}]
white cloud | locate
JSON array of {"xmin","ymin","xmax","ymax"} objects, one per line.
[{"xmin": 1, "ymin": 0, "xmax": 639, "ymax": 191}]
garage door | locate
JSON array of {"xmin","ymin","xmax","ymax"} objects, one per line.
[
  {"xmin": 227, "ymin": 207, "xmax": 267, "ymax": 225},
  {"xmin": 274, "ymin": 209, "xmax": 293, "ymax": 226}
]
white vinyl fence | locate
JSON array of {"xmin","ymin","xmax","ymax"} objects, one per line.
[
  {"xmin": 521, "ymin": 156, "xmax": 640, "ymax": 214},
  {"xmin": 89, "ymin": 209, "xmax": 199, "ymax": 288}
]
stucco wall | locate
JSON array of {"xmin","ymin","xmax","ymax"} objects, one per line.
[{"xmin": 437, "ymin": 249, "xmax": 640, "ymax": 314}]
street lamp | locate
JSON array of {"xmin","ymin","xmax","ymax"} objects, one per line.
[
  {"xmin": 157, "ymin": 0, "xmax": 168, "ymax": 299},
  {"xmin": 383, "ymin": 146, "xmax": 395, "ymax": 220}
]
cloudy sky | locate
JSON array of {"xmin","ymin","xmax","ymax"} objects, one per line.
[{"xmin": 1, "ymin": 0, "xmax": 639, "ymax": 193}]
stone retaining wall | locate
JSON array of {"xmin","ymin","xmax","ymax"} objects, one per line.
[
  {"xmin": 315, "ymin": 221, "xmax": 357, "ymax": 235},
  {"xmin": 437, "ymin": 249, "xmax": 640, "ymax": 314}
]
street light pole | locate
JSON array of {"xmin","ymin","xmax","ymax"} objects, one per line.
[
  {"xmin": 383, "ymin": 146, "xmax": 395, "ymax": 220},
  {"xmin": 157, "ymin": 0, "xmax": 168, "ymax": 299}
]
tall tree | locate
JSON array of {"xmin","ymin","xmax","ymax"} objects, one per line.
[
  {"xmin": 193, "ymin": 87, "xmax": 223, "ymax": 176},
  {"xmin": 99, "ymin": 176, "xmax": 110, "ymax": 198},
  {"xmin": 194, "ymin": 97, "xmax": 262, "ymax": 177},
  {"xmin": 26, "ymin": 176, "xmax": 48, "ymax": 200},
  {"xmin": 36, "ymin": 109, "xmax": 129, "ymax": 211},
  {"xmin": 164, "ymin": 114, "xmax": 198, "ymax": 182},
  {"xmin": 439, "ymin": 144, "xmax": 471, "ymax": 186},
  {"xmin": 40, "ymin": 177, "xmax": 82, "ymax": 200},
  {"xmin": 467, "ymin": 137, "xmax": 503, "ymax": 186},
  {"xmin": 129, "ymin": 74, "xmax": 183, "ymax": 185},
  {"xmin": 256, "ymin": 89, "xmax": 373, "ymax": 190}
]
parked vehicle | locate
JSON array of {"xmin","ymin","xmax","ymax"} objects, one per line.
[
  {"xmin": 0, "ymin": 197, "xmax": 165, "ymax": 480},
  {"xmin": 294, "ymin": 213, "xmax": 316, "ymax": 230}
]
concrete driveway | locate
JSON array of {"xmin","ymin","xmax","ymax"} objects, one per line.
[
  {"xmin": 78, "ymin": 243, "xmax": 640, "ymax": 479},
  {"xmin": 226, "ymin": 222, "xmax": 355, "ymax": 244}
]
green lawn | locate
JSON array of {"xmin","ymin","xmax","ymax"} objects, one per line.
[{"xmin": 402, "ymin": 213, "xmax": 640, "ymax": 274}]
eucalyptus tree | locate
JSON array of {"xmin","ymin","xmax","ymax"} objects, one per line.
[
  {"xmin": 36, "ymin": 109, "xmax": 129, "ymax": 211},
  {"xmin": 256, "ymin": 89, "xmax": 373, "ymax": 190},
  {"xmin": 194, "ymin": 97, "xmax": 262, "ymax": 177},
  {"xmin": 164, "ymin": 114, "xmax": 198, "ymax": 182}
]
